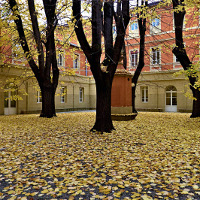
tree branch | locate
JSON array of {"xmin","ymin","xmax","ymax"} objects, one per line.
[
  {"xmin": 72, "ymin": 0, "xmax": 92, "ymax": 63},
  {"xmin": 8, "ymin": 0, "xmax": 40, "ymax": 82},
  {"xmin": 27, "ymin": 0, "xmax": 45, "ymax": 77}
]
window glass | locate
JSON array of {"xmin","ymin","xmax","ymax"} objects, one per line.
[
  {"xmin": 79, "ymin": 88, "xmax": 84, "ymax": 103},
  {"xmin": 141, "ymin": 86, "xmax": 148, "ymax": 103},
  {"xmin": 4, "ymin": 91, "xmax": 8, "ymax": 108},
  {"xmin": 152, "ymin": 18, "xmax": 160, "ymax": 27},
  {"xmin": 131, "ymin": 22, "xmax": 138, "ymax": 31},
  {"xmin": 166, "ymin": 86, "xmax": 177, "ymax": 106},
  {"xmin": 130, "ymin": 50, "xmax": 138, "ymax": 67},
  {"xmin": 152, "ymin": 48, "xmax": 160, "ymax": 65},
  {"xmin": 73, "ymin": 54, "xmax": 80, "ymax": 69},
  {"xmin": 60, "ymin": 87, "xmax": 66, "ymax": 103},
  {"xmin": 166, "ymin": 97, "xmax": 171, "ymax": 105},
  {"xmin": 37, "ymin": 91, "xmax": 42, "ymax": 103},
  {"xmin": 58, "ymin": 53, "xmax": 64, "ymax": 66},
  {"xmin": 11, "ymin": 91, "xmax": 16, "ymax": 107},
  {"xmin": 172, "ymin": 98, "xmax": 177, "ymax": 105}
]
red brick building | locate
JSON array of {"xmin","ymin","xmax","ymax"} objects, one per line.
[{"xmin": 125, "ymin": 3, "xmax": 200, "ymax": 112}]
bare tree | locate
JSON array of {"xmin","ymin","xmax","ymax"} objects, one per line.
[
  {"xmin": 172, "ymin": 0, "xmax": 200, "ymax": 118},
  {"xmin": 73, "ymin": 0, "xmax": 130, "ymax": 132},
  {"xmin": 8, "ymin": 0, "xmax": 59, "ymax": 118}
]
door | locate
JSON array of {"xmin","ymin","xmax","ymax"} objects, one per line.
[
  {"xmin": 165, "ymin": 86, "xmax": 177, "ymax": 112},
  {"xmin": 4, "ymin": 89, "xmax": 17, "ymax": 115}
]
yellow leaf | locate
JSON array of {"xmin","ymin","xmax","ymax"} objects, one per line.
[
  {"xmin": 7, "ymin": 190, "xmax": 15, "ymax": 195},
  {"xmin": 69, "ymin": 196, "xmax": 74, "ymax": 200},
  {"xmin": 41, "ymin": 189, "xmax": 49, "ymax": 194},
  {"xmin": 193, "ymin": 185, "xmax": 199, "ymax": 190},
  {"xmin": 113, "ymin": 191, "xmax": 122, "ymax": 198},
  {"xmin": 142, "ymin": 194, "xmax": 153, "ymax": 200}
]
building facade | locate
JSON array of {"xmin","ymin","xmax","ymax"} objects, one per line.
[
  {"xmin": 0, "ymin": 31, "xmax": 96, "ymax": 115},
  {"xmin": 1, "ymin": 3, "xmax": 199, "ymax": 115},
  {"xmin": 126, "ymin": 3, "xmax": 199, "ymax": 113}
]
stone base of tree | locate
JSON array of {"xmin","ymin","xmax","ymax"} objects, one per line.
[{"xmin": 111, "ymin": 113, "xmax": 137, "ymax": 121}]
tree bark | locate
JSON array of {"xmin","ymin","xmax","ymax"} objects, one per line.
[
  {"xmin": 191, "ymin": 89, "xmax": 200, "ymax": 118},
  {"xmin": 9, "ymin": 0, "xmax": 59, "ymax": 118},
  {"xmin": 172, "ymin": 0, "xmax": 200, "ymax": 118},
  {"xmin": 91, "ymin": 76, "xmax": 114, "ymax": 133},
  {"xmin": 73, "ymin": 0, "xmax": 129, "ymax": 132},
  {"xmin": 40, "ymin": 84, "xmax": 56, "ymax": 117},
  {"xmin": 132, "ymin": 0, "xmax": 147, "ymax": 113}
]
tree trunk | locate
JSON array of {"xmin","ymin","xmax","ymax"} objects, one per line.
[
  {"xmin": 91, "ymin": 78, "xmax": 114, "ymax": 133},
  {"xmin": 172, "ymin": 0, "xmax": 200, "ymax": 118},
  {"xmin": 132, "ymin": 86, "xmax": 137, "ymax": 113},
  {"xmin": 173, "ymin": 46, "xmax": 200, "ymax": 118},
  {"xmin": 40, "ymin": 84, "xmax": 56, "ymax": 118},
  {"xmin": 132, "ymin": 27, "xmax": 146, "ymax": 113},
  {"xmin": 191, "ymin": 88, "xmax": 200, "ymax": 118}
]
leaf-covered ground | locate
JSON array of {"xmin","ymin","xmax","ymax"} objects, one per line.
[{"xmin": 0, "ymin": 112, "xmax": 200, "ymax": 200}]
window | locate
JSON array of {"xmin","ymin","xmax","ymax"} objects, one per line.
[
  {"xmin": 141, "ymin": 86, "xmax": 148, "ymax": 103},
  {"xmin": 37, "ymin": 91, "xmax": 42, "ymax": 103},
  {"xmin": 73, "ymin": 53, "xmax": 80, "ymax": 69},
  {"xmin": 12, "ymin": 44, "xmax": 21, "ymax": 59},
  {"xmin": 79, "ymin": 87, "xmax": 84, "ymax": 103},
  {"xmin": 60, "ymin": 87, "xmax": 66, "ymax": 103},
  {"xmin": 57, "ymin": 53, "xmax": 64, "ymax": 66},
  {"xmin": 150, "ymin": 17, "xmax": 161, "ymax": 34},
  {"xmin": 174, "ymin": 55, "xmax": 180, "ymax": 63},
  {"xmin": 4, "ymin": 89, "xmax": 16, "ymax": 108},
  {"xmin": 129, "ymin": 21, "xmax": 139, "ymax": 37},
  {"xmin": 113, "ymin": 25, "xmax": 116, "ymax": 37},
  {"xmin": 130, "ymin": 22, "xmax": 138, "ymax": 31},
  {"xmin": 152, "ymin": 18, "xmax": 160, "ymax": 27},
  {"xmin": 85, "ymin": 59, "xmax": 88, "ymax": 76},
  {"xmin": 166, "ymin": 86, "xmax": 177, "ymax": 106},
  {"xmin": 130, "ymin": 50, "xmax": 138, "ymax": 67},
  {"xmin": 151, "ymin": 47, "xmax": 160, "ymax": 65}
]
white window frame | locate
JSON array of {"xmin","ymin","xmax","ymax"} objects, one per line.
[
  {"xmin": 79, "ymin": 87, "xmax": 84, "ymax": 103},
  {"xmin": 130, "ymin": 49, "xmax": 139, "ymax": 67},
  {"xmin": 37, "ymin": 91, "xmax": 42, "ymax": 103},
  {"xmin": 129, "ymin": 20, "xmax": 139, "ymax": 37},
  {"xmin": 151, "ymin": 47, "xmax": 161, "ymax": 65},
  {"xmin": 57, "ymin": 52, "xmax": 64, "ymax": 67},
  {"xmin": 150, "ymin": 17, "xmax": 161, "ymax": 34},
  {"xmin": 60, "ymin": 87, "xmax": 66, "ymax": 103},
  {"xmin": 141, "ymin": 86, "xmax": 148, "ymax": 103},
  {"xmin": 73, "ymin": 53, "xmax": 80, "ymax": 69},
  {"xmin": 166, "ymin": 86, "xmax": 177, "ymax": 106}
]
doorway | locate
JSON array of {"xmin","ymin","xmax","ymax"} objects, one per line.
[
  {"xmin": 165, "ymin": 85, "xmax": 177, "ymax": 112},
  {"xmin": 4, "ymin": 87, "xmax": 17, "ymax": 115}
]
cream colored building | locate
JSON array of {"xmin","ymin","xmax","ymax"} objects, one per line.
[
  {"xmin": 135, "ymin": 71, "xmax": 193, "ymax": 113},
  {"xmin": 0, "ymin": 65, "xmax": 96, "ymax": 115}
]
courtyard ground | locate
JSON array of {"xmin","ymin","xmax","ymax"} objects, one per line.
[{"xmin": 0, "ymin": 112, "xmax": 200, "ymax": 200}]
